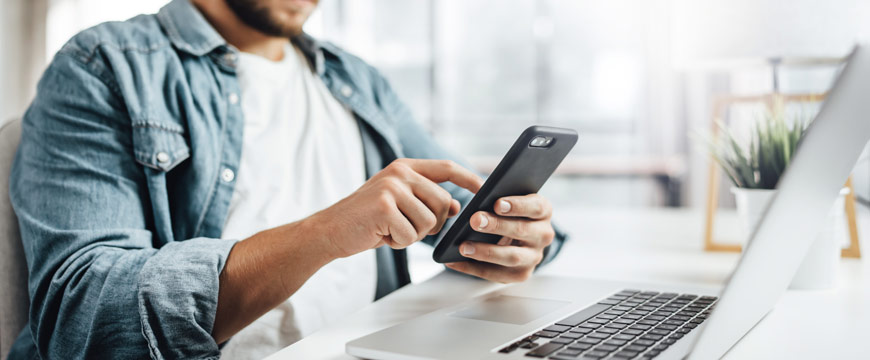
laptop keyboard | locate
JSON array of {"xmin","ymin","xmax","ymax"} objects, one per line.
[{"xmin": 498, "ymin": 289, "xmax": 717, "ymax": 359}]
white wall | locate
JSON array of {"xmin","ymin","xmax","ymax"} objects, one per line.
[{"xmin": 0, "ymin": 0, "xmax": 46, "ymax": 124}]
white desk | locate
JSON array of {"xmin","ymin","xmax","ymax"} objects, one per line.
[{"xmin": 266, "ymin": 207, "xmax": 870, "ymax": 359}]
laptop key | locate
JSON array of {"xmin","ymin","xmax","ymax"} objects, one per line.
[
  {"xmin": 556, "ymin": 349, "xmax": 583, "ymax": 357},
  {"xmin": 581, "ymin": 350, "xmax": 610, "ymax": 358},
  {"xmin": 644, "ymin": 350, "xmax": 661, "ymax": 358},
  {"xmin": 545, "ymin": 325, "xmax": 572, "ymax": 333},
  {"xmin": 624, "ymin": 345, "xmax": 647, "ymax": 352},
  {"xmin": 633, "ymin": 339, "xmax": 655, "ymax": 347},
  {"xmin": 593, "ymin": 344, "xmax": 619, "ymax": 353},
  {"xmin": 570, "ymin": 327, "xmax": 593, "ymax": 334},
  {"xmin": 548, "ymin": 355, "xmax": 581, "ymax": 360},
  {"xmin": 536, "ymin": 330, "xmax": 560, "ymax": 338},
  {"xmin": 567, "ymin": 342, "xmax": 594, "ymax": 351},
  {"xmin": 556, "ymin": 304, "xmax": 612, "ymax": 327},
  {"xmin": 587, "ymin": 332, "xmax": 610, "ymax": 339},
  {"xmin": 526, "ymin": 342, "xmax": 565, "ymax": 357},
  {"xmin": 577, "ymin": 337, "xmax": 602, "ymax": 345},
  {"xmin": 597, "ymin": 327, "xmax": 618, "ymax": 334},
  {"xmin": 589, "ymin": 330, "xmax": 614, "ymax": 337},
  {"xmin": 640, "ymin": 334, "xmax": 663, "ymax": 341},
  {"xmin": 614, "ymin": 334, "xmax": 636, "ymax": 341},
  {"xmin": 604, "ymin": 339, "xmax": 628, "ymax": 346},
  {"xmin": 551, "ymin": 337, "xmax": 574, "ymax": 344},
  {"xmin": 613, "ymin": 350, "xmax": 640, "ymax": 359}
]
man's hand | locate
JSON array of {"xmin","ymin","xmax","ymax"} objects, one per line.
[
  {"xmin": 214, "ymin": 158, "xmax": 481, "ymax": 342},
  {"xmin": 309, "ymin": 158, "xmax": 484, "ymax": 259},
  {"xmin": 445, "ymin": 194, "xmax": 555, "ymax": 283}
]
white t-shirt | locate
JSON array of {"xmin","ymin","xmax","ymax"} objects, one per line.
[{"xmin": 220, "ymin": 43, "xmax": 377, "ymax": 359}]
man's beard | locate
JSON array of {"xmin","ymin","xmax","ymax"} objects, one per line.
[{"xmin": 225, "ymin": 0, "xmax": 302, "ymax": 38}]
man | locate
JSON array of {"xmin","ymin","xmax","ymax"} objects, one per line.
[{"xmin": 9, "ymin": 0, "xmax": 566, "ymax": 358}]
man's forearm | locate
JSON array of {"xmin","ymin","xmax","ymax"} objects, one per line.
[
  {"xmin": 211, "ymin": 159, "xmax": 484, "ymax": 343},
  {"xmin": 212, "ymin": 217, "xmax": 335, "ymax": 343}
]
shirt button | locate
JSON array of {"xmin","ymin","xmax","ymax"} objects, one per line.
[
  {"xmin": 340, "ymin": 85, "xmax": 353, "ymax": 97},
  {"xmin": 221, "ymin": 168, "xmax": 235, "ymax": 182},
  {"xmin": 156, "ymin": 152, "xmax": 170, "ymax": 164},
  {"xmin": 228, "ymin": 93, "xmax": 239, "ymax": 105},
  {"xmin": 223, "ymin": 52, "xmax": 237, "ymax": 63}
]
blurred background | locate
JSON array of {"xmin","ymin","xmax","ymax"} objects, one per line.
[{"xmin": 3, "ymin": 0, "xmax": 870, "ymax": 212}]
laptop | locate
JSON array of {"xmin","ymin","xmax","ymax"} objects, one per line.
[{"xmin": 345, "ymin": 43, "xmax": 870, "ymax": 360}]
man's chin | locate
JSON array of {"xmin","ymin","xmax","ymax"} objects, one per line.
[
  {"xmin": 270, "ymin": 17, "xmax": 307, "ymax": 36},
  {"xmin": 273, "ymin": 7, "xmax": 315, "ymax": 33},
  {"xmin": 277, "ymin": 0, "xmax": 317, "ymax": 14},
  {"xmin": 225, "ymin": 0, "xmax": 315, "ymax": 38}
]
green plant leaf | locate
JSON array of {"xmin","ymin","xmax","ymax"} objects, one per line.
[{"xmin": 701, "ymin": 109, "xmax": 810, "ymax": 190}]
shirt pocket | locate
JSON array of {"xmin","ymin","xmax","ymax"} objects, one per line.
[{"xmin": 131, "ymin": 121, "xmax": 191, "ymax": 172}]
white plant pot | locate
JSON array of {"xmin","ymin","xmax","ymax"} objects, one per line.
[{"xmin": 731, "ymin": 187, "xmax": 846, "ymax": 290}]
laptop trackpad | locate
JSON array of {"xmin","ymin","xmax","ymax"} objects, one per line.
[{"xmin": 450, "ymin": 295, "xmax": 570, "ymax": 325}]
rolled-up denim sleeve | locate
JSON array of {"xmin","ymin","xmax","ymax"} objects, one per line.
[
  {"xmin": 368, "ymin": 67, "xmax": 568, "ymax": 266},
  {"xmin": 10, "ymin": 48, "xmax": 235, "ymax": 359}
]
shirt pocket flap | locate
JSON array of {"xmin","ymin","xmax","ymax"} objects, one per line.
[{"xmin": 132, "ymin": 121, "xmax": 191, "ymax": 172}]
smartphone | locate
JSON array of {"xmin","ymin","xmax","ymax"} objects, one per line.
[{"xmin": 432, "ymin": 125, "xmax": 578, "ymax": 263}]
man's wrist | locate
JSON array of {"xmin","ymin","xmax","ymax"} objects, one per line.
[{"xmin": 294, "ymin": 212, "xmax": 346, "ymax": 262}]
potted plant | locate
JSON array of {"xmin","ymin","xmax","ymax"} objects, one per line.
[{"xmin": 708, "ymin": 112, "xmax": 846, "ymax": 289}]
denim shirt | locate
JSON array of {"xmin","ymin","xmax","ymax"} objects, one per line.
[{"xmin": 9, "ymin": 0, "xmax": 566, "ymax": 358}]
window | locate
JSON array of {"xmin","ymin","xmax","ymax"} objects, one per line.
[
  {"xmin": 44, "ymin": 0, "xmax": 683, "ymax": 207},
  {"xmin": 46, "ymin": 0, "xmax": 169, "ymax": 60},
  {"xmin": 312, "ymin": 0, "xmax": 680, "ymax": 207}
]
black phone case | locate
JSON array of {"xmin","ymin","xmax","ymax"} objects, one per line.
[{"xmin": 432, "ymin": 125, "xmax": 578, "ymax": 263}]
